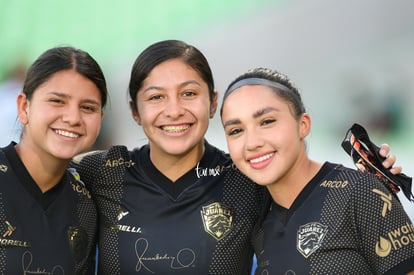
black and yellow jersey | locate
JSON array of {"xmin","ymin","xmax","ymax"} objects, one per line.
[
  {"xmin": 72, "ymin": 141, "xmax": 267, "ymax": 274},
  {"xmin": 0, "ymin": 142, "xmax": 98, "ymax": 274},
  {"xmin": 254, "ymin": 162, "xmax": 414, "ymax": 274}
]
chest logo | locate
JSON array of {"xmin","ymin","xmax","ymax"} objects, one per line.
[
  {"xmin": 201, "ymin": 202, "xmax": 233, "ymax": 241},
  {"xmin": 297, "ymin": 222, "xmax": 328, "ymax": 258}
]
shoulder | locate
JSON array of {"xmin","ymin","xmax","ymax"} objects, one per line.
[
  {"xmin": 66, "ymin": 167, "xmax": 93, "ymax": 200},
  {"xmin": 72, "ymin": 145, "xmax": 130, "ymax": 165},
  {"xmin": 329, "ymin": 163, "xmax": 403, "ymax": 208},
  {"xmin": 330, "ymin": 163, "xmax": 380, "ymax": 185},
  {"xmin": 318, "ymin": 162, "xmax": 390, "ymax": 198}
]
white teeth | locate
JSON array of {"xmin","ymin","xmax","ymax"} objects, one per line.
[
  {"xmin": 250, "ymin": 153, "xmax": 273, "ymax": 164},
  {"xmin": 162, "ymin": 125, "xmax": 190, "ymax": 133},
  {"xmin": 55, "ymin": 129, "xmax": 79, "ymax": 138}
]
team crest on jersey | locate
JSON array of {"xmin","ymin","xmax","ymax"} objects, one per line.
[
  {"xmin": 201, "ymin": 202, "xmax": 233, "ymax": 241},
  {"xmin": 297, "ymin": 222, "xmax": 328, "ymax": 258}
]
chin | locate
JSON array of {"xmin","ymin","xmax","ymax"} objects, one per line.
[
  {"xmin": 252, "ymin": 179, "xmax": 271, "ymax": 187},
  {"xmin": 241, "ymin": 171, "xmax": 273, "ymax": 187}
]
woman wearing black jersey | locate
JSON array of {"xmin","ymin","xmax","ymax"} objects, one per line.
[
  {"xmin": 0, "ymin": 46, "xmax": 107, "ymax": 274},
  {"xmin": 72, "ymin": 39, "xmax": 402, "ymax": 275},
  {"xmin": 220, "ymin": 67, "xmax": 414, "ymax": 274}
]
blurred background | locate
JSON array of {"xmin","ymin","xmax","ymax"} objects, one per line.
[{"xmin": 1, "ymin": 0, "xmax": 413, "ymax": 217}]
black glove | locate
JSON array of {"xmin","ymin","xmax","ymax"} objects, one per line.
[{"xmin": 342, "ymin": 123, "xmax": 413, "ymax": 202}]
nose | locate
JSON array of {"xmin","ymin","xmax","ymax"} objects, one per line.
[
  {"xmin": 164, "ymin": 97, "xmax": 185, "ymax": 118},
  {"xmin": 245, "ymin": 128, "xmax": 264, "ymax": 151},
  {"xmin": 62, "ymin": 104, "xmax": 82, "ymax": 126}
]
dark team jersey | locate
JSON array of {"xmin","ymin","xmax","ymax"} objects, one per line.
[
  {"xmin": 71, "ymin": 142, "xmax": 268, "ymax": 274},
  {"xmin": 0, "ymin": 143, "xmax": 98, "ymax": 274},
  {"xmin": 254, "ymin": 162, "xmax": 414, "ymax": 274}
]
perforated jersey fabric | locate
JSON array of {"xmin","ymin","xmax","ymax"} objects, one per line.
[
  {"xmin": 0, "ymin": 143, "xmax": 98, "ymax": 274},
  {"xmin": 72, "ymin": 142, "xmax": 268, "ymax": 274},
  {"xmin": 254, "ymin": 162, "xmax": 414, "ymax": 274}
]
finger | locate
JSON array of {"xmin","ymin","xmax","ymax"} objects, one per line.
[
  {"xmin": 382, "ymin": 154, "xmax": 396, "ymax": 169},
  {"xmin": 379, "ymin": 143, "xmax": 390, "ymax": 158},
  {"xmin": 390, "ymin": 165, "xmax": 402, "ymax": 175}
]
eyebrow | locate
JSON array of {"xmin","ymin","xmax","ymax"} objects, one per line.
[
  {"xmin": 142, "ymin": 80, "xmax": 202, "ymax": 93},
  {"xmin": 223, "ymin": 107, "xmax": 280, "ymax": 128},
  {"xmin": 253, "ymin": 107, "xmax": 280, "ymax": 118},
  {"xmin": 48, "ymin": 91, "xmax": 101, "ymax": 106}
]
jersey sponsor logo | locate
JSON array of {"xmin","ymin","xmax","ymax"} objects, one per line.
[
  {"xmin": 201, "ymin": 202, "xmax": 233, "ymax": 241},
  {"xmin": 70, "ymin": 182, "xmax": 92, "ymax": 199},
  {"xmin": 0, "ymin": 238, "xmax": 31, "ymax": 247},
  {"xmin": 105, "ymin": 158, "xmax": 135, "ymax": 168},
  {"xmin": 117, "ymin": 207, "xmax": 129, "ymax": 221},
  {"xmin": 320, "ymin": 180, "xmax": 348, "ymax": 188},
  {"xmin": 68, "ymin": 168, "xmax": 92, "ymax": 199},
  {"xmin": 1, "ymin": 221, "xmax": 31, "ymax": 247},
  {"xmin": 0, "ymin": 221, "xmax": 30, "ymax": 247},
  {"xmin": 3, "ymin": 220, "xmax": 16, "ymax": 237},
  {"xmin": 0, "ymin": 164, "xmax": 7, "ymax": 172},
  {"xmin": 375, "ymin": 222, "xmax": 414, "ymax": 257},
  {"xmin": 114, "ymin": 207, "xmax": 142, "ymax": 233},
  {"xmin": 372, "ymin": 188, "xmax": 392, "ymax": 217},
  {"xmin": 297, "ymin": 222, "xmax": 328, "ymax": 258},
  {"xmin": 116, "ymin": 224, "xmax": 142, "ymax": 233}
]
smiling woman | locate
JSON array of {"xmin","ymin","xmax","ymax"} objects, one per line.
[
  {"xmin": 71, "ymin": 39, "xmax": 268, "ymax": 274},
  {"xmin": 0, "ymin": 46, "xmax": 107, "ymax": 274},
  {"xmin": 220, "ymin": 67, "xmax": 414, "ymax": 274}
]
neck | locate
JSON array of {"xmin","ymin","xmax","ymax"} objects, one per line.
[
  {"xmin": 15, "ymin": 143, "xmax": 69, "ymax": 193},
  {"xmin": 267, "ymin": 158, "xmax": 322, "ymax": 209},
  {"xmin": 149, "ymin": 142, "xmax": 205, "ymax": 182}
]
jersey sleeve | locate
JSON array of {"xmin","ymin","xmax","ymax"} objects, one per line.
[
  {"xmin": 70, "ymin": 150, "xmax": 105, "ymax": 191},
  {"xmin": 351, "ymin": 172, "xmax": 414, "ymax": 274}
]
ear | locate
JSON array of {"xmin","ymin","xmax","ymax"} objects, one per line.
[
  {"xmin": 16, "ymin": 93, "xmax": 29, "ymax": 125},
  {"xmin": 299, "ymin": 113, "xmax": 311, "ymax": 139},
  {"xmin": 209, "ymin": 90, "xmax": 219, "ymax": 118},
  {"xmin": 129, "ymin": 100, "xmax": 142, "ymax": 125}
]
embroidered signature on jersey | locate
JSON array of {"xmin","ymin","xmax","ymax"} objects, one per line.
[
  {"xmin": 22, "ymin": 251, "xmax": 64, "ymax": 274},
  {"xmin": 194, "ymin": 162, "xmax": 236, "ymax": 178},
  {"xmin": 375, "ymin": 222, "xmax": 414, "ymax": 257},
  {"xmin": 135, "ymin": 238, "xmax": 196, "ymax": 273},
  {"xmin": 297, "ymin": 222, "xmax": 328, "ymax": 258},
  {"xmin": 201, "ymin": 202, "xmax": 233, "ymax": 241}
]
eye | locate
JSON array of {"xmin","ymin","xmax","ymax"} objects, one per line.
[
  {"xmin": 49, "ymin": 98, "xmax": 64, "ymax": 105},
  {"xmin": 148, "ymin": 94, "xmax": 163, "ymax": 101},
  {"xmin": 227, "ymin": 127, "xmax": 243, "ymax": 136},
  {"xmin": 261, "ymin": 118, "xmax": 276, "ymax": 126},
  {"xmin": 182, "ymin": 90, "xmax": 196, "ymax": 97},
  {"xmin": 81, "ymin": 104, "xmax": 100, "ymax": 113}
]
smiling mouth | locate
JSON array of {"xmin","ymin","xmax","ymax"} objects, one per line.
[
  {"xmin": 161, "ymin": 124, "xmax": 190, "ymax": 133},
  {"xmin": 55, "ymin": 129, "xmax": 80, "ymax": 138},
  {"xmin": 249, "ymin": 153, "xmax": 274, "ymax": 164}
]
